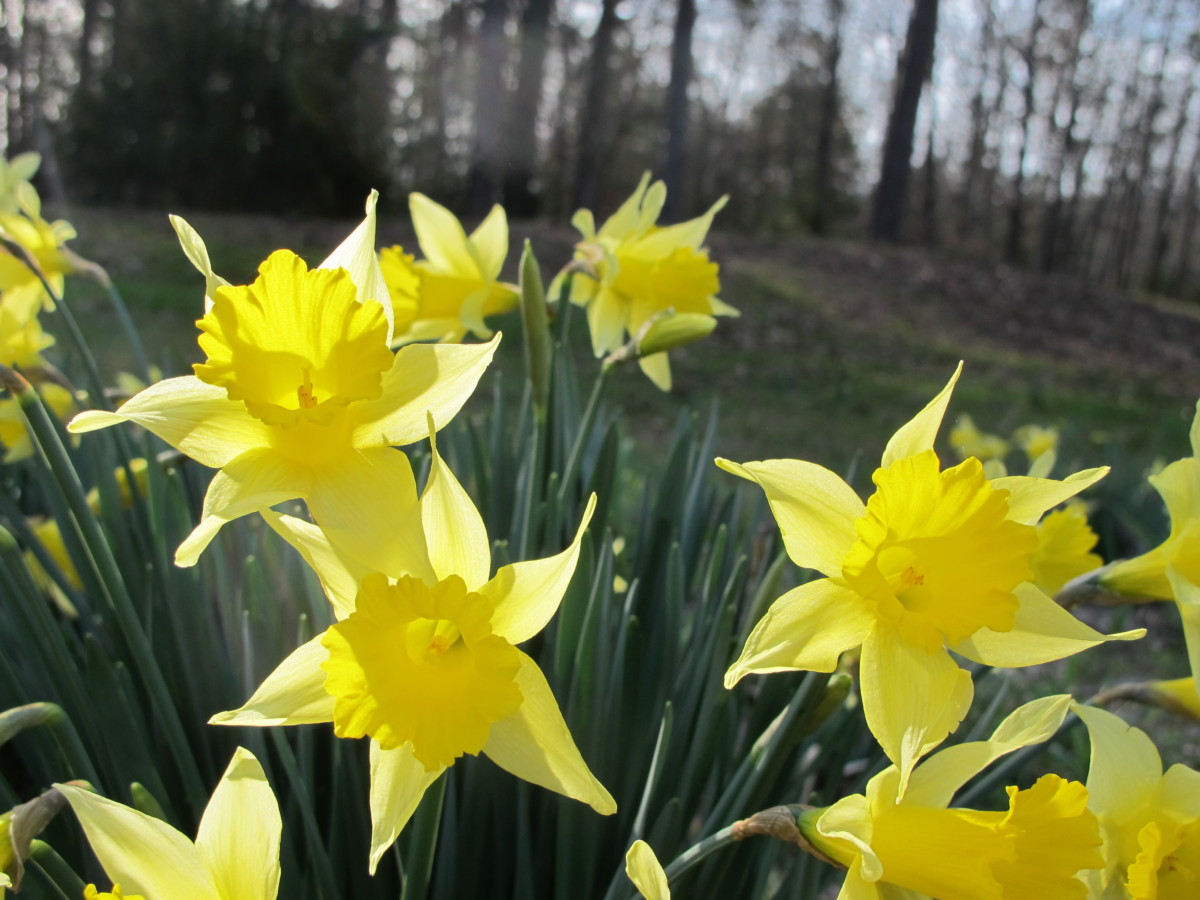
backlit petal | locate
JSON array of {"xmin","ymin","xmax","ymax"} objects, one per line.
[
  {"xmin": 484, "ymin": 651, "xmax": 615, "ymax": 814},
  {"xmin": 319, "ymin": 190, "xmax": 394, "ymax": 340},
  {"xmin": 175, "ymin": 448, "xmax": 310, "ymax": 567},
  {"xmin": 468, "ymin": 205, "xmax": 508, "ymax": 279},
  {"xmin": 208, "ymin": 636, "xmax": 334, "ymax": 726},
  {"xmin": 724, "ymin": 578, "xmax": 875, "ymax": 687},
  {"xmin": 54, "ymin": 782, "xmax": 219, "ymax": 900},
  {"xmin": 1074, "ymin": 703, "xmax": 1163, "ymax": 821},
  {"xmin": 633, "ymin": 196, "xmax": 727, "ymax": 255},
  {"xmin": 169, "ymin": 214, "xmax": 229, "ymax": 313},
  {"xmin": 625, "ymin": 841, "xmax": 670, "ymax": 900},
  {"xmin": 859, "ymin": 625, "xmax": 973, "ymax": 789},
  {"xmin": 638, "ymin": 352, "xmax": 672, "ymax": 391},
  {"xmin": 715, "ymin": 457, "xmax": 863, "ymax": 577},
  {"xmin": 952, "ymin": 582, "xmax": 1144, "ymax": 667},
  {"xmin": 586, "ymin": 286, "xmax": 627, "ymax": 356},
  {"xmin": 485, "ymin": 495, "xmax": 596, "ymax": 645},
  {"xmin": 410, "ymin": 193, "xmax": 478, "ymax": 275},
  {"xmin": 1167, "ymin": 565, "xmax": 1200, "ymax": 687},
  {"xmin": 904, "ymin": 695, "xmax": 1072, "ymax": 808},
  {"xmin": 349, "ymin": 335, "xmax": 499, "ymax": 448},
  {"xmin": 68, "ymin": 376, "xmax": 271, "ymax": 468},
  {"xmin": 990, "ymin": 467, "xmax": 1108, "ymax": 525},
  {"xmin": 422, "ymin": 421, "xmax": 490, "ymax": 589},
  {"xmin": 368, "ymin": 741, "xmax": 444, "ymax": 874},
  {"xmin": 880, "ymin": 363, "xmax": 962, "ymax": 467},
  {"xmin": 259, "ymin": 510, "xmax": 367, "ymax": 620},
  {"xmin": 307, "ymin": 447, "xmax": 433, "ymax": 581},
  {"xmin": 194, "ymin": 748, "xmax": 281, "ymax": 900}
]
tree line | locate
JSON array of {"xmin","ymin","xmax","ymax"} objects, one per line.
[{"xmin": 4, "ymin": 0, "xmax": 1200, "ymax": 300}]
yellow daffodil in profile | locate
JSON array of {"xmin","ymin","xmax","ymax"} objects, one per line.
[
  {"xmin": 56, "ymin": 747, "xmax": 281, "ymax": 900},
  {"xmin": 379, "ymin": 193, "xmax": 519, "ymax": 344},
  {"xmin": 1100, "ymin": 399, "xmax": 1200, "ymax": 684},
  {"xmin": 1075, "ymin": 702, "xmax": 1200, "ymax": 899},
  {"xmin": 560, "ymin": 172, "xmax": 735, "ymax": 391},
  {"xmin": 719, "ymin": 364, "xmax": 1142, "ymax": 784},
  {"xmin": 800, "ymin": 695, "xmax": 1103, "ymax": 900},
  {"xmin": 0, "ymin": 176, "xmax": 77, "ymax": 312},
  {"xmin": 949, "ymin": 413, "xmax": 1010, "ymax": 462},
  {"xmin": 1015, "ymin": 423, "xmax": 1059, "ymax": 464},
  {"xmin": 212, "ymin": 429, "xmax": 614, "ymax": 871},
  {"xmin": 67, "ymin": 197, "xmax": 498, "ymax": 574},
  {"xmin": 1031, "ymin": 503, "xmax": 1103, "ymax": 596}
]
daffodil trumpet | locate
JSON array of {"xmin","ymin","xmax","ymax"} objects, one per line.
[
  {"xmin": 719, "ymin": 363, "xmax": 1142, "ymax": 786},
  {"xmin": 211, "ymin": 424, "xmax": 614, "ymax": 871}
]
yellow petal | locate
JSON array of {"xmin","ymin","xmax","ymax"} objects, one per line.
[
  {"xmin": 815, "ymin": 794, "xmax": 882, "ymax": 881},
  {"xmin": 306, "ymin": 447, "xmax": 433, "ymax": 582},
  {"xmin": 483, "ymin": 650, "xmax": 615, "ymax": 814},
  {"xmin": 715, "ymin": 458, "xmax": 864, "ymax": 577},
  {"xmin": 638, "ymin": 352, "xmax": 671, "ymax": 391},
  {"xmin": 468, "ymin": 204, "xmax": 508, "ymax": 279},
  {"xmin": 259, "ymin": 510, "xmax": 366, "ymax": 621},
  {"xmin": 1167, "ymin": 565, "xmax": 1200, "ymax": 688},
  {"xmin": 1157, "ymin": 763, "xmax": 1200, "ymax": 822},
  {"xmin": 175, "ymin": 448, "xmax": 311, "ymax": 567},
  {"xmin": 209, "ymin": 635, "xmax": 334, "ymax": 726},
  {"xmin": 724, "ymin": 578, "xmax": 875, "ymax": 687},
  {"xmin": 194, "ymin": 748, "xmax": 281, "ymax": 900},
  {"xmin": 67, "ymin": 376, "xmax": 272, "ymax": 469},
  {"xmin": 168, "ymin": 214, "xmax": 229, "ymax": 313},
  {"xmin": 319, "ymin": 190, "xmax": 394, "ymax": 341},
  {"xmin": 634, "ymin": 195, "xmax": 727, "ymax": 255},
  {"xmin": 625, "ymin": 841, "xmax": 670, "ymax": 900},
  {"xmin": 952, "ymin": 582, "xmax": 1144, "ymax": 667},
  {"xmin": 422, "ymin": 418, "xmax": 490, "ymax": 589},
  {"xmin": 598, "ymin": 172, "xmax": 653, "ymax": 239},
  {"xmin": 990, "ymin": 467, "xmax": 1109, "ymax": 525},
  {"xmin": 859, "ymin": 624, "xmax": 974, "ymax": 789},
  {"xmin": 1190, "ymin": 399, "xmax": 1200, "ymax": 457},
  {"xmin": 586, "ymin": 286, "xmax": 627, "ymax": 356},
  {"xmin": 368, "ymin": 741, "xmax": 444, "ymax": 875},
  {"xmin": 54, "ymin": 783, "xmax": 219, "ymax": 900},
  {"xmin": 880, "ymin": 363, "xmax": 962, "ymax": 467},
  {"xmin": 484, "ymin": 494, "xmax": 596, "ymax": 645},
  {"xmin": 410, "ymin": 193, "xmax": 479, "ymax": 276},
  {"xmin": 1073, "ymin": 703, "xmax": 1163, "ymax": 821},
  {"xmin": 903, "ymin": 695, "xmax": 1072, "ymax": 808},
  {"xmin": 349, "ymin": 335, "xmax": 500, "ymax": 448}
]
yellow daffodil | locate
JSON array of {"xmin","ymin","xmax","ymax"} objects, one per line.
[
  {"xmin": 0, "ymin": 179, "xmax": 76, "ymax": 312},
  {"xmin": 950, "ymin": 413, "xmax": 1010, "ymax": 462},
  {"xmin": 211, "ymin": 429, "xmax": 614, "ymax": 871},
  {"xmin": 0, "ymin": 381, "xmax": 75, "ymax": 463},
  {"xmin": 561, "ymin": 172, "xmax": 735, "ymax": 391},
  {"xmin": 1100, "ymin": 399, "xmax": 1200, "ymax": 683},
  {"xmin": 719, "ymin": 365, "xmax": 1141, "ymax": 783},
  {"xmin": 84, "ymin": 886, "xmax": 143, "ymax": 900},
  {"xmin": 0, "ymin": 289, "xmax": 54, "ymax": 369},
  {"xmin": 66, "ymin": 198, "xmax": 497, "ymax": 573},
  {"xmin": 0, "ymin": 153, "xmax": 40, "ymax": 213},
  {"xmin": 379, "ymin": 194, "xmax": 519, "ymax": 344},
  {"xmin": 56, "ymin": 747, "xmax": 281, "ymax": 900},
  {"xmin": 1015, "ymin": 423, "xmax": 1059, "ymax": 463},
  {"xmin": 800, "ymin": 695, "xmax": 1103, "ymax": 900},
  {"xmin": 1031, "ymin": 503, "xmax": 1103, "ymax": 596},
  {"xmin": 1075, "ymin": 702, "xmax": 1200, "ymax": 898},
  {"xmin": 625, "ymin": 841, "xmax": 670, "ymax": 900}
]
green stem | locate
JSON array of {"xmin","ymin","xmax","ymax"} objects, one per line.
[
  {"xmin": 555, "ymin": 364, "xmax": 609, "ymax": 511},
  {"xmin": 401, "ymin": 773, "xmax": 447, "ymax": 900},
  {"xmin": 99, "ymin": 274, "xmax": 152, "ymax": 382},
  {"xmin": 28, "ymin": 840, "xmax": 86, "ymax": 899}
]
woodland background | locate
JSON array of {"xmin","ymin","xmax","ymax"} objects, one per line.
[{"xmin": 6, "ymin": 0, "xmax": 1200, "ymax": 302}]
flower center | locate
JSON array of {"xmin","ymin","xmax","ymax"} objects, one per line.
[
  {"xmin": 1127, "ymin": 818, "xmax": 1200, "ymax": 899},
  {"xmin": 842, "ymin": 451, "xmax": 1036, "ymax": 651},
  {"xmin": 194, "ymin": 249, "xmax": 393, "ymax": 428},
  {"xmin": 321, "ymin": 574, "xmax": 522, "ymax": 771}
]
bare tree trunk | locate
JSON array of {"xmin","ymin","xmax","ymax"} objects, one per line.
[
  {"xmin": 812, "ymin": 0, "xmax": 844, "ymax": 234},
  {"xmin": 869, "ymin": 0, "xmax": 939, "ymax": 243},
  {"xmin": 466, "ymin": 0, "xmax": 510, "ymax": 216},
  {"xmin": 502, "ymin": 0, "xmax": 554, "ymax": 217},
  {"xmin": 661, "ymin": 0, "xmax": 696, "ymax": 221},
  {"xmin": 917, "ymin": 90, "xmax": 938, "ymax": 245},
  {"xmin": 1145, "ymin": 82, "xmax": 1194, "ymax": 292},
  {"xmin": 1004, "ymin": 0, "xmax": 1043, "ymax": 265},
  {"xmin": 572, "ymin": 0, "xmax": 619, "ymax": 212},
  {"xmin": 957, "ymin": 0, "xmax": 996, "ymax": 239}
]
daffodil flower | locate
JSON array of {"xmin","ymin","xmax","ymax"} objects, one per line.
[
  {"xmin": 1100, "ymin": 399, "xmax": 1200, "ymax": 683},
  {"xmin": 625, "ymin": 840, "xmax": 670, "ymax": 900},
  {"xmin": 949, "ymin": 413, "xmax": 1010, "ymax": 462},
  {"xmin": 560, "ymin": 172, "xmax": 735, "ymax": 391},
  {"xmin": 800, "ymin": 695, "xmax": 1103, "ymax": 900},
  {"xmin": 55, "ymin": 747, "xmax": 281, "ymax": 900},
  {"xmin": 719, "ymin": 364, "xmax": 1141, "ymax": 783},
  {"xmin": 379, "ymin": 193, "xmax": 519, "ymax": 344},
  {"xmin": 1075, "ymin": 702, "xmax": 1200, "ymax": 899},
  {"xmin": 211, "ymin": 428, "xmax": 614, "ymax": 871},
  {"xmin": 1031, "ymin": 503, "xmax": 1103, "ymax": 596},
  {"xmin": 67, "ymin": 198, "xmax": 497, "ymax": 573}
]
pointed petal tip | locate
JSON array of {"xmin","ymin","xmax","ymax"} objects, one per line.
[{"xmin": 66, "ymin": 409, "xmax": 123, "ymax": 434}]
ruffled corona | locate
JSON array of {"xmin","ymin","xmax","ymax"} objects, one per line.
[
  {"xmin": 322, "ymin": 574, "xmax": 522, "ymax": 770},
  {"xmin": 84, "ymin": 886, "xmax": 146, "ymax": 900},
  {"xmin": 195, "ymin": 249, "xmax": 393, "ymax": 428},
  {"xmin": 842, "ymin": 450, "xmax": 1035, "ymax": 652}
]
